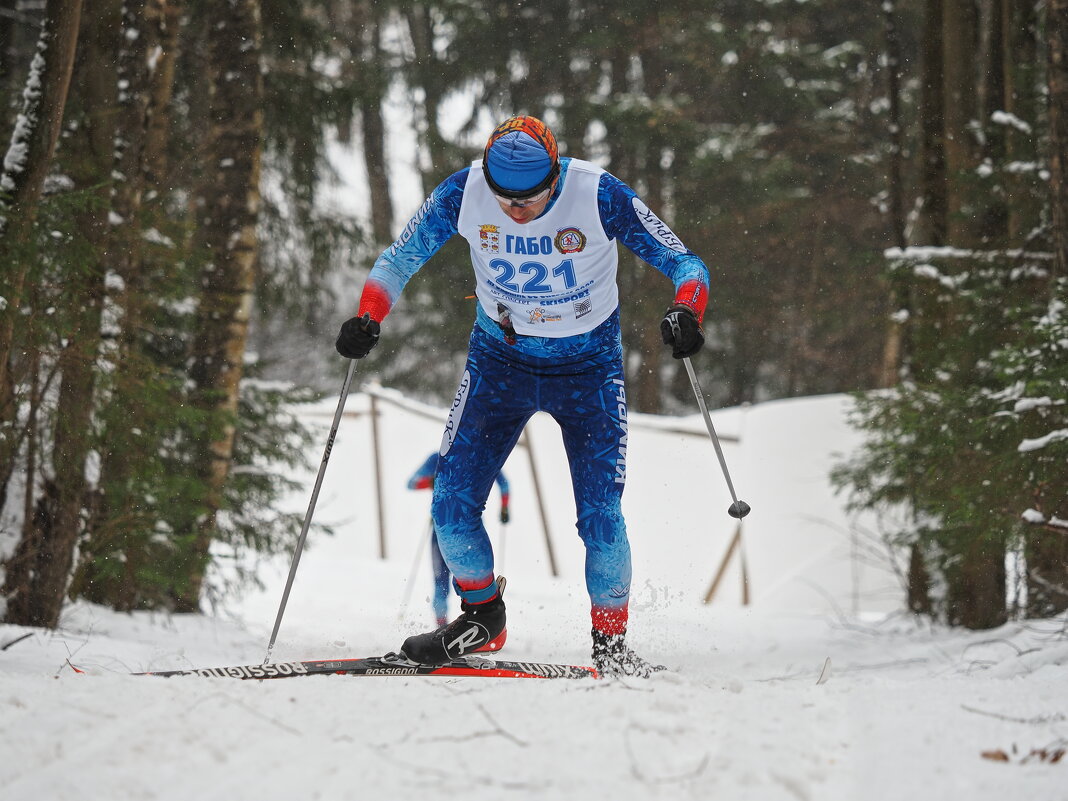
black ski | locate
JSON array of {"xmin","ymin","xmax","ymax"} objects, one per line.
[{"xmin": 138, "ymin": 652, "xmax": 599, "ymax": 680}]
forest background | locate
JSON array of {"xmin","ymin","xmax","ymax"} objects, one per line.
[{"xmin": 0, "ymin": 0, "xmax": 1065, "ymax": 633}]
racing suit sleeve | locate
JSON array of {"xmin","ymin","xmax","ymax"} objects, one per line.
[
  {"xmin": 407, "ymin": 452, "xmax": 441, "ymax": 490},
  {"xmin": 356, "ymin": 168, "xmax": 468, "ymax": 322},
  {"xmin": 493, "ymin": 470, "xmax": 510, "ymax": 515},
  {"xmin": 596, "ymin": 171, "xmax": 711, "ymax": 321}
]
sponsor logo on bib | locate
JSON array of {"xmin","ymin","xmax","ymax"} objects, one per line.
[
  {"xmin": 528, "ymin": 307, "xmax": 562, "ymax": 324},
  {"xmin": 479, "ymin": 224, "xmax": 501, "ymax": 253},
  {"xmin": 554, "ymin": 226, "xmax": 587, "ymax": 254}
]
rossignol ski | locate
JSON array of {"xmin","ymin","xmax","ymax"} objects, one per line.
[{"xmin": 137, "ymin": 652, "xmax": 598, "ymax": 680}]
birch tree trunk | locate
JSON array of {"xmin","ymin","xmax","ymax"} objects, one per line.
[{"xmin": 177, "ymin": 0, "xmax": 264, "ymax": 611}]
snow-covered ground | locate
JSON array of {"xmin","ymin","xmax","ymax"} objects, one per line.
[{"xmin": 2, "ymin": 390, "xmax": 1066, "ymax": 800}]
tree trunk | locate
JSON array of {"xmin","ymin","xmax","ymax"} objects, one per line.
[
  {"xmin": 356, "ymin": 0, "xmax": 392, "ymax": 246},
  {"xmin": 944, "ymin": 532, "xmax": 1007, "ymax": 629},
  {"xmin": 73, "ymin": 0, "xmax": 179, "ymax": 609},
  {"xmin": 940, "ymin": 1, "xmax": 1011, "ymax": 630},
  {"xmin": 977, "ymin": 0, "xmax": 1008, "ymax": 245},
  {"xmin": 633, "ymin": 130, "xmax": 668, "ymax": 415},
  {"xmin": 142, "ymin": 0, "xmax": 182, "ymax": 188},
  {"xmin": 0, "ymin": 7, "xmax": 15, "ymax": 88},
  {"xmin": 1022, "ymin": 0, "xmax": 1068, "ymax": 615},
  {"xmin": 941, "ymin": 0, "xmax": 982, "ymax": 243},
  {"xmin": 1048, "ymin": 0, "xmax": 1068, "ymax": 279},
  {"xmin": 1001, "ymin": 0, "xmax": 1040, "ymax": 242},
  {"xmin": 1026, "ymin": 524, "xmax": 1068, "ymax": 617},
  {"xmin": 403, "ymin": 4, "xmax": 449, "ymax": 191},
  {"xmin": 883, "ymin": 0, "xmax": 908, "ymax": 251},
  {"xmin": 0, "ymin": 0, "xmax": 83, "ymax": 515},
  {"xmin": 3, "ymin": 0, "xmax": 118, "ymax": 628},
  {"xmin": 0, "ymin": 0, "xmax": 83, "ymax": 228},
  {"xmin": 916, "ymin": 0, "xmax": 947, "ymax": 246},
  {"xmin": 903, "ymin": 0, "xmax": 945, "ymax": 611},
  {"xmin": 177, "ymin": 0, "xmax": 264, "ymax": 612},
  {"xmin": 0, "ymin": 0, "xmax": 38, "ymax": 110},
  {"xmin": 907, "ymin": 542, "xmax": 934, "ymax": 616}
]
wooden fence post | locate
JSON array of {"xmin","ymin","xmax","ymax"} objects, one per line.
[{"xmin": 704, "ymin": 523, "xmax": 749, "ymax": 605}]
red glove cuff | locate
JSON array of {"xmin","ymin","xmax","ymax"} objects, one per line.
[
  {"xmin": 672, "ymin": 279, "xmax": 707, "ymax": 323},
  {"xmin": 357, "ymin": 280, "xmax": 392, "ymax": 323}
]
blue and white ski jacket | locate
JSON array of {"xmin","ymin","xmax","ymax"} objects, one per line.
[{"xmin": 356, "ymin": 157, "xmax": 710, "ymax": 359}]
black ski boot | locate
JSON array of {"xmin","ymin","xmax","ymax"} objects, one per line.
[
  {"xmin": 591, "ymin": 629, "xmax": 665, "ymax": 678},
  {"xmin": 401, "ymin": 580, "xmax": 507, "ymax": 665}
]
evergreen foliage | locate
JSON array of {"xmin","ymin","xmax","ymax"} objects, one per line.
[
  {"xmin": 833, "ymin": 250, "xmax": 1066, "ymax": 627},
  {"xmin": 831, "ymin": 0, "xmax": 1067, "ymax": 628},
  {"xmin": 1, "ymin": 0, "xmax": 1064, "ymax": 626},
  {"xmin": 1, "ymin": 0, "xmax": 322, "ymax": 622}
]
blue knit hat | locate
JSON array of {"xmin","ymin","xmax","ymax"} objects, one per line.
[
  {"xmin": 485, "ymin": 132, "xmax": 553, "ymax": 193},
  {"xmin": 483, "ymin": 116, "xmax": 560, "ymax": 196}
]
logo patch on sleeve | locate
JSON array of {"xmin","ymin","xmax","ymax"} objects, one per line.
[{"xmin": 632, "ymin": 198, "xmax": 687, "ymax": 253}]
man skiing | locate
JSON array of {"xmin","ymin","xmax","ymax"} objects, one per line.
[
  {"xmin": 336, "ymin": 115, "xmax": 709, "ymax": 676},
  {"xmin": 407, "ymin": 451, "xmax": 509, "ymax": 626}
]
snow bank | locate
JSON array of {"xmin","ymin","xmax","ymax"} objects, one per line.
[{"xmin": 2, "ymin": 392, "xmax": 1065, "ymax": 801}]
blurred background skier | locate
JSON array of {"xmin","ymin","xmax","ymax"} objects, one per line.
[
  {"xmin": 407, "ymin": 451, "xmax": 509, "ymax": 626},
  {"xmin": 336, "ymin": 115, "xmax": 710, "ymax": 676}
]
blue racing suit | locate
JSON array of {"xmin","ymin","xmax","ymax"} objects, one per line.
[{"xmin": 357, "ymin": 157, "xmax": 710, "ymax": 636}]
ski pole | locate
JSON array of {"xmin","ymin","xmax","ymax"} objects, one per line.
[
  {"xmin": 398, "ymin": 516, "xmax": 435, "ymax": 621},
  {"xmin": 681, "ymin": 356, "xmax": 751, "ymax": 519},
  {"xmin": 263, "ymin": 359, "xmax": 358, "ymax": 665},
  {"xmin": 498, "ymin": 520, "xmax": 507, "ymax": 573}
]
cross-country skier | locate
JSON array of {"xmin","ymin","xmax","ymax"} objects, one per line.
[
  {"xmin": 407, "ymin": 451, "xmax": 509, "ymax": 626},
  {"xmin": 336, "ymin": 115, "xmax": 709, "ymax": 676}
]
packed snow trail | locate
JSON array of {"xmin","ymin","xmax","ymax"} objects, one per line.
[
  {"xmin": 2, "ymin": 600, "xmax": 1065, "ymax": 801},
  {"xmin": 2, "ymin": 394, "xmax": 1065, "ymax": 800}
]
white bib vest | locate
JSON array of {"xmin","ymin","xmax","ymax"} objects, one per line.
[{"xmin": 457, "ymin": 158, "xmax": 619, "ymax": 338}]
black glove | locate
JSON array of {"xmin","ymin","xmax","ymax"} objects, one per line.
[
  {"xmin": 500, "ymin": 506, "xmax": 510, "ymax": 524},
  {"xmin": 660, "ymin": 305, "xmax": 704, "ymax": 359},
  {"xmin": 335, "ymin": 312, "xmax": 380, "ymax": 359}
]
